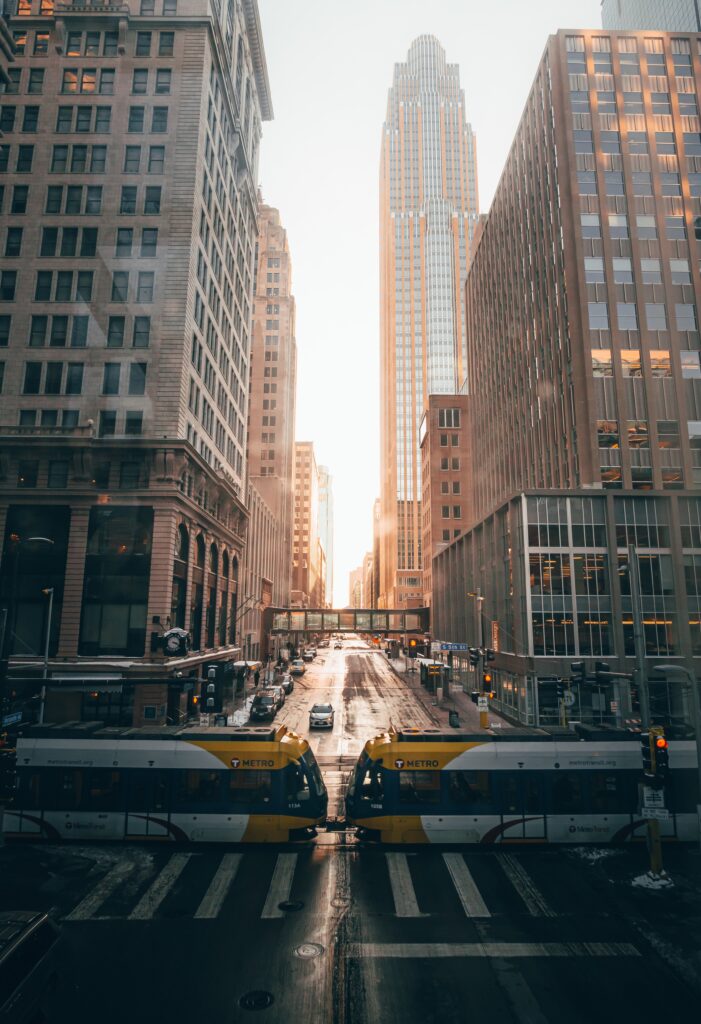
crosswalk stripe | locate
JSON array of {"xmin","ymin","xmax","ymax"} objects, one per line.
[
  {"xmin": 65, "ymin": 860, "xmax": 135, "ymax": 922},
  {"xmin": 498, "ymin": 854, "xmax": 556, "ymax": 918},
  {"xmin": 128, "ymin": 853, "xmax": 191, "ymax": 920},
  {"xmin": 386, "ymin": 852, "xmax": 426, "ymax": 917},
  {"xmin": 194, "ymin": 853, "xmax": 242, "ymax": 920},
  {"xmin": 261, "ymin": 853, "xmax": 298, "ymax": 919},
  {"xmin": 442, "ymin": 853, "xmax": 491, "ymax": 918},
  {"xmin": 345, "ymin": 942, "xmax": 641, "ymax": 959}
]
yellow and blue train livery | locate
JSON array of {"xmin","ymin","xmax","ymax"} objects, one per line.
[
  {"xmin": 345, "ymin": 726, "xmax": 698, "ymax": 844},
  {"xmin": 4, "ymin": 723, "xmax": 327, "ymax": 844}
]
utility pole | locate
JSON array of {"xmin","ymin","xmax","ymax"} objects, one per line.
[
  {"xmin": 38, "ymin": 588, "xmax": 54, "ymax": 725},
  {"xmin": 654, "ymin": 663, "xmax": 701, "ymax": 852},
  {"xmin": 628, "ymin": 545, "xmax": 666, "ymax": 880}
]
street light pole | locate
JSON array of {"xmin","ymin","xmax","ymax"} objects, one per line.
[{"xmin": 38, "ymin": 588, "xmax": 54, "ymax": 725}]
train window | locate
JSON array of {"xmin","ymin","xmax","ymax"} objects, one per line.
[
  {"xmin": 285, "ymin": 765, "xmax": 310, "ymax": 802},
  {"xmin": 590, "ymin": 772, "xmax": 625, "ymax": 813},
  {"xmin": 57, "ymin": 769, "xmax": 83, "ymax": 810},
  {"xmin": 87, "ymin": 769, "xmax": 122, "ymax": 811},
  {"xmin": 523, "ymin": 776, "xmax": 543, "ymax": 814},
  {"xmin": 356, "ymin": 766, "xmax": 383, "ymax": 801},
  {"xmin": 447, "ymin": 771, "xmax": 493, "ymax": 808},
  {"xmin": 227, "ymin": 770, "xmax": 272, "ymax": 805},
  {"xmin": 550, "ymin": 773, "xmax": 584, "ymax": 814},
  {"xmin": 398, "ymin": 771, "xmax": 441, "ymax": 804},
  {"xmin": 499, "ymin": 774, "xmax": 543, "ymax": 815},
  {"xmin": 501, "ymin": 774, "xmax": 519, "ymax": 813},
  {"xmin": 176, "ymin": 770, "xmax": 223, "ymax": 806}
]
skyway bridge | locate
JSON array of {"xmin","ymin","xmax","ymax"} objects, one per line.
[{"xmin": 262, "ymin": 607, "xmax": 430, "ymax": 636}]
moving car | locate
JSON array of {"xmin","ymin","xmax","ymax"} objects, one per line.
[
  {"xmin": 334, "ymin": 641, "xmax": 343, "ymax": 649},
  {"xmin": 318, "ymin": 639, "xmax": 329, "ymax": 648},
  {"xmin": 302, "ymin": 649, "xmax": 315, "ymax": 662},
  {"xmin": 250, "ymin": 692, "xmax": 279, "ymax": 721},
  {"xmin": 290, "ymin": 659, "xmax": 306, "ymax": 675},
  {"xmin": 0, "ymin": 911, "xmax": 62, "ymax": 1023},
  {"xmin": 309, "ymin": 704, "xmax": 335, "ymax": 729},
  {"xmin": 280, "ymin": 674, "xmax": 294, "ymax": 695}
]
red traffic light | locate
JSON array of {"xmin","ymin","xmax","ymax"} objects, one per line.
[{"xmin": 655, "ymin": 736, "xmax": 668, "ymax": 750}]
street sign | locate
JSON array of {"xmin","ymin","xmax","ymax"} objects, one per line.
[
  {"xmin": 641, "ymin": 807, "xmax": 670, "ymax": 821},
  {"xmin": 561, "ymin": 689, "xmax": 575, "ymax": 708},
  {"xmin": 642, "ymin": 786, "xmax": 666, "ymax": 809},
  {"xmin": 1, "ymin": 711, "xmax": 22, "ymax": 726},
  {"xmin": 477, "ymin": 696, "xmax": 488, "ymax": 712},
  {"xmin": 441, "ymin": 643, "xmax": 469, "ymax": 652}
]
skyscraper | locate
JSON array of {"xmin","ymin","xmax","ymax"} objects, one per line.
[
  {"xmin": 317, "ymin": 465, "xmax": 333, "ymax": 607},
  {"xmin": 379, "ymin": 36, "xmax": 478, "ymax": 609},
  {"xmin": 602, "ymin": 0, "xmax": 701, "ymax": 31},
  {"xmin": 0, "ymin": 0, "xmax": 272, "ymax": 725},
  {"xmin": 292, "ymin": 441, "xmax": 323, "ymax": 606},
  {"xmin": 432, "ymin": 28, "xmax": 701, "ymax": 728},
  {"xmin": 248, "ymin": 200, "xmax": 297, "ymax": 607}
]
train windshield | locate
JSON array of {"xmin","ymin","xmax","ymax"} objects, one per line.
[
  {"xmin": 348, "ymin": 756, "xmax": 383, "ymax": 800},
  {"xmin": 304, "ymin": 751, "xmax": 326, "ymax": 797}
]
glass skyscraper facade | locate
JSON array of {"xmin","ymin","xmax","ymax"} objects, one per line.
[
  {"xmin": 379, "ymin": 36, "xmax": 478, "ymax": 608},
  {"xmin": 602, "ymin": 0, "xmax": 701, "ymax": 31}
]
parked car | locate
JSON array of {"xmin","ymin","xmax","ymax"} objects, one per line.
[
  {"xmin": 334, "ymin": 641, "xmax": 343, "ymax": 649},
  {"xmin": 0, "ymin": 911, "xmax": 62, "ymax": 1023},
  {"xmin": 280, "ymin": 674, "xmax": 294, "ymax": 695},
  {"xmin": 250, "ymin": 692, "xmax": 279, "ymax": 721},
  {"xmin": 318, "ymin": 639, "xmax": 329, "ymax": 648},
  {"xmin": 290, "ymin": 659, "xmax": 306, "ymax": 675},
  {"xmin": 309, "ymin": 704, "xmax": 335, "ymax": 729}
]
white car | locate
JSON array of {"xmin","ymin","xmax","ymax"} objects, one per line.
[{"xmin": 309, "ymin": 703, "xmax": 334, "ymax": 729}]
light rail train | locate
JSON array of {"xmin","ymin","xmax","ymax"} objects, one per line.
[
  {"xmin": 344, "ymin": 726, "xmax": 698, "ymax": 844},
  {"xmin": 3, "ymin": 723, "xmax": 327, "ymax": 843}
]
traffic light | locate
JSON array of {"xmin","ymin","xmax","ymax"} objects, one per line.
[
  {"xmin": 203, "ymin": 665, "xmax": 222, "ymax": 712},
  {"xmin": 556, "ymin": 679, "xmax": 564, "ymax": 701},
  {"xmin": 570, "ymin": 661, "xmax": 586, "ymax": 686},
  {"xmin": 482, "ymin": 671, "xmax": 493, "ymax": 692},
  {"xmin": 651, "ymin": 727, "xmax": 669, "ymax": 781},
  {"xmin": 469, "ymin": 647, "xmax": 481, "ymax": 667},
  {"xmin": 485, "ymin": 649, "xmax": 496, "ymax": 662},
  {"xmin": 594, "ymin": 661, "xmax": 610, "ymax": 685},
  {"xmin": 640, "ymin": 732, "xmax": 654, "ymax": 778},
  {"xmin": 407, "ymin": 638, "xmax": 418, "ymax": 659}
]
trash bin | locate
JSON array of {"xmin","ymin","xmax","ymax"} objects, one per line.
[{"xmin": 448, "ymin": 710, "xmax": 460, "ymax": 729}]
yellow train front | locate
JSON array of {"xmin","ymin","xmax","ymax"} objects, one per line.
[
  {"xmin": 4, "ymin": 723, "xmax": 328, "ymax": 844},
  {"xmin": 345, "ymin": 726, "xmax": 698, "ymax": 844}
]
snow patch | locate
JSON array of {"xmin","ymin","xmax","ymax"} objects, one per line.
[
  {"xmin": 567, "ymin": 846, "xmax": 622, "ymax": 864},
  {"xmin": 632, "ymin": 871, "xmax": 674, "ymax": 890}
]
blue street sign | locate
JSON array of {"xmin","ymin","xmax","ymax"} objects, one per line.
[
  {"xmin": 440, "ymin": 643, "xmax": 469, "ymax": 652},
  {"xmin": 2, "ymin": 711, "xmax": 22, "ymax": 726}
]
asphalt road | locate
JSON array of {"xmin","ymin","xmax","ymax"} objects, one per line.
[{"xmin": 1, "ymin": 647, "xmax": 700, "ymax": 1023}]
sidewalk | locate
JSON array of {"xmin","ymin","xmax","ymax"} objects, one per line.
[{"xmin": 387, "ymin": 653, "xmax": 514, "ymax": 732}]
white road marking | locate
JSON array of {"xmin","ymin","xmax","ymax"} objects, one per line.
[
  {"xmin": 498, "ymin": 854, "xmax": 556, "ymax": 918},
  {"xmin": 194, "ymin": 853, "xmax": 242, "ymax": 919},
  {"xmin": 261, "ymin": 853, "xmax": 298, "ymax": 919},
  {"xmin": 65, "ymin": 860, "xmax": 135, "ymax": 921},
  {"xmin": 442, "ymin": 852, "xmax": 491, "ymax": 918},
  {"xmin": 128, "ymin": 853, "xmax": 191, "ymax": 920},
  {"xmin": 345, "ymin": 942, "xmax": 641, "ymax": 958},
  {"xmin": 386, "ymin": 852, "xmax": 426, "ymax": 917}
]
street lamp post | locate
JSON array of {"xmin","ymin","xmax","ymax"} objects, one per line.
[
  {"xmin": 467, "ymin": 589, "xmax": 488, "ymax": 728},
  {"xmin": 38, "ymin": 588, "xmax": 54, "ymax": 725},
  {"xmin": 654, "ymin": 663, "xmax": 701, "ymax": 851}
]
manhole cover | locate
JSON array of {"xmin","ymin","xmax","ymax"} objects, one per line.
[
  {"xmin": 294, "ymin": 942, "xmax": 324, "ymax": 959},
  {"xmin": 278, "ymin": 900, "xmax": 304, "ymax": 912},
  {"xmin": 331, "ymin": 895, "xmax": 352, "ymax": 908},
  {"xmin": 239, "ymin": 991, "xmax": 275, "ymax": 1011}
]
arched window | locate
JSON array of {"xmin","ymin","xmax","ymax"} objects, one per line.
[
  {"xmin": 175, "ymin": 524, "xmax": 189, "ymax": 562},
  {"xmin": 229, "ymin": 555, "xmax": 239, "ymax": 644},
  {"xmin": 195, "ymin": 534, "xmax": 205, "ymax": 569},
  {"xmin": 219, "ymin": 550, "xmax": 230, "ymax": 646},
  {"xmin": 222, "ymin": 551, "xmax": 229, "ymax": 578},
  {"xmin": 209, "ymin": 543, "xmax": 218, "ymax": 575}
]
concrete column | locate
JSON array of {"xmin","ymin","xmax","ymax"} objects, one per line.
[{"xmin": 57, "ymin": 507, "xmax": 90, "ymax": 658}]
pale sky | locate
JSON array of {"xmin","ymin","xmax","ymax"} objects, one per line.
[{"xmin": 256, "ymin": 0, "xmax": 602, "ymax": 606}]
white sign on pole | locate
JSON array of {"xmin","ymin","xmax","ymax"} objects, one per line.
[
  {"xmin": 642, "ymin": 786, "xmax": 666, "ymax": 809},
  {"xmin": 562, "ymin": 689, "xmax": 575, "ymax": 708},
  {"xmin": 477, "ymin": 696, "xmax": 488, "ymax": 712},
  {"xmin": 641, "ymin": 807, "xmax": 670, "ymax": 821}
]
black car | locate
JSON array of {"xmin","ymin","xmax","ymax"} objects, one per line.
[{"xmin": 249, "ymin": 693, "xmax": 278, "ymax": 721}]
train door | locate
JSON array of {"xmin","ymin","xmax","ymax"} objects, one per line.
[
  {"xmin": 125, "ymin": 771, "xmax": 172, "ymax": 838},
  {"xmin": 499, "ymin": 773, "xmax": 546, "ymax": 840}
]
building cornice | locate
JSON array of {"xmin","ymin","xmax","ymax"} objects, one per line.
[{"xmin": 242, "ymin": 0, "xmax": 272, "ymax": 121}]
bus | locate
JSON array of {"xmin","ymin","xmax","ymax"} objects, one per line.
[
  {"xmin": 3, "ymin": 723, "xmax": 327, "ymax": 844},
  {"xmin": 345, "ymin": 726, "xmax": 698, "ymax": 844}
]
